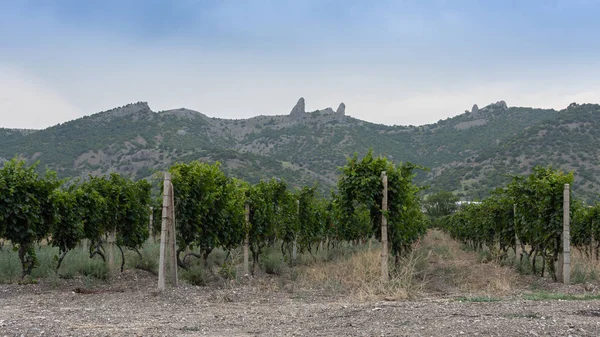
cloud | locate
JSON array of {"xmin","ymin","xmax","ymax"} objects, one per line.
[
  {"xmin": 0, "ymin": 66, "xmax": 81, "ymax": 129},
  {"xmin": 0, "ymin": 1, "xmax": 599, "ymax": 130}
]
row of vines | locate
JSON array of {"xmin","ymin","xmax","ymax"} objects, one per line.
[
  {"xmin": 438, "ymin": 166, "xmax": 600, "ymax": 280},
  {"xmin": 0, "ymin": 150, "xmax": 428, "ymax": 279}
]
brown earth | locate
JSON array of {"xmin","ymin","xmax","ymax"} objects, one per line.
[{"xmin": 2, "ymin": 231, "xmax": 600, "ymax": 336}]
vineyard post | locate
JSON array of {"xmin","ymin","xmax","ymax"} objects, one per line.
[
  {"xmin": 381, "ymin": 171, "xmax": 389, "ymax": 282},
  {"xmin": 158, "ymin": 172, "xmax": 171, "ymax": 291},
  {"xmin": 293, "ymin": 199, "xmax": 299, "ymax": 262},
  {"xmin": 592, "ymin": 219, "xmax": 596, "ymax": 260},
  {"xmin": 243, "ymin": 202, "xmax": 250, "ymax": 276},
  {"xmin": 559, "ymin": 183, "xmax": 571, "ymax": 284},
  {"xmin": 513, "ymin": 204, "xmax": 519, "ymax": 253},
  {"xmin": 149, "ymin": 206, "xmax": 153, "ymax": 239},
  {"xmin": 168, "ymin": 182, "xmax": 178, "ymax": 287},
  {"xmin": 107, "ymin": 230, "xmax": 116, "ymax": 273}
]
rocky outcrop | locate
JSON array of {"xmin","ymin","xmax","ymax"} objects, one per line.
[
  {"xmin": 489, "ymin": 100, "xmax": 508, "ymax": 110},
  {"xmin": 160, "ymin": 108, "xmax": 207, "ymax": 120},
  {"xmin": 480, "ymin": 100, "xmax": 508, "ymax": 113},
  {"xmin": 336, "ymin": 103, "xmax": 346, "ymax": 115},
  {"xmin": 290, "ymin": 97, "xmax": 306, "ymax": 119},
  {"xmin": 471, "ymin": 104, "xmax": 479, "ymax": 115},
  {"xmin": 94, "ymin": 102, "xmax": 153, "ymax": 121}
]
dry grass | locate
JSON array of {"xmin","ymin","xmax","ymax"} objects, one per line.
[
  {"xmin": 570, "ymin": 248, "xmax": 600, "ymax": 287},
  {"xmin": 418, "ymin": 229, "xmax": 522, "ymax": 297},
  {"xmin": 298, "ymin": 246, "xmax": 427, "ymax": 302},
  {"xmin": 295, "ymin": 229, "xmax": 529, "ymax": 301}
]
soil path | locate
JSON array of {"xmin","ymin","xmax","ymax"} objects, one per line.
[
  {"xmin": 2, "ymin": 277, "xmax": 600, "ymax": 336},
  {"xmin": 2, "ymin": 230, "xmax": 600, "ymax": 336}
]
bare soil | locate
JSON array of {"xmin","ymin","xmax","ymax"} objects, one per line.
[{"xmin": 3, "ymin": 231, "xmax": 600, "ymax": 336}]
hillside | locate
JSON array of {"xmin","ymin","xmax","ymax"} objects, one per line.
[
  {"xmin": 430, "ymin": 103, "xmax": 600, "ymax": 200},
  {"xmin": 1, "ymin": 98, "xmax": 598, "ymax": 200}
]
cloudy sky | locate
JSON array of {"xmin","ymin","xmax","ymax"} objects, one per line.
[{"xmin": 1, "ymin": 0, "xmax": 600, "ymax": 129}]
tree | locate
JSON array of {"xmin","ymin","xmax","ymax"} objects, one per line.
[
  {"xmin": 83, "ymin": 173, "xmax": 151, "ymax": 270},
  {"xmin": 508, "ymin": 166, "xmax": 573, "ymax": 279},
  {"xmin": 424, "ymin": 191, "xmax": 459, "ymax": 219},
  {"xmin": 50, "ymin": 188, "xmax": 85, "ymax": 270},
  {"xmin": 169, "ymin": 161, "xmax": 244, "ymax": 268},
  {"xmin": 0, "ymin": 159, "xmax": 59, "ymax": 278},
  {"xmin": 246, "ymin": 179, "xmax": 290, "ymax": 272},
  {"xmin": 336, "ymin": 150, "xmax": 427, "ymax": 259}
]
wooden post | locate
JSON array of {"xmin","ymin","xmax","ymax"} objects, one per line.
[
  {"xmin": 513, "ymin": 204, "xmax": 519, "ymax": 254},
  {"xmin": 149, "ymin": 206, "xmax": 154, "ymax": 238},
  {"xmin": 243, "ymin": 202, "xmax": 250, "ymax": 276},
  {"xmin": 381, "ymin": 171, "xmax": 389, "ymax": 282},
  {"xmin": 293, "ymin": 199, "xmax": 299, "ymax": 262},
  {"xmin": 168, "ymin": 182, "xmax": 178, "ymax": 287},
  {"xmin": 107, "ymin": 230, "xmax": 116, "ymax": 273},
  {"xmin": 562, "ymin": 183, "xmax": 571, "ymax": 284},
  {"xmin": 158, "ymin": 173, "xmax": 171, "ymax": 291},
  {"xmin": 592, "ymin": 219, "xmax": 596, "ymax": 260}
]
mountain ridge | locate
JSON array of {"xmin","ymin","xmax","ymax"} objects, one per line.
[{"xmin": 1, "ymin": 98, "xmax": 598, "ymax": 200}]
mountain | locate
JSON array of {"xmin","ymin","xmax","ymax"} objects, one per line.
[
  {"xmin": 1, "ymin": 98, "xmax": 598, "ymax": 200},
  {"xmin": 430, "ymin": 102, "xmax": 600, "ymax": 200}
]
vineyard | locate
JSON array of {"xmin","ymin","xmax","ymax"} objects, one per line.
[
  {"xmin": 1, "ymin": 150, "xmax": 600, "ymax": 290},
  {"xmin": 3, "ymin": 154, "xmax": 600, "ymax": 335},
  {"xmin": 0, "ymin": 150, "xmax": 427, "ymax": 282},
  {"xmin": 439, "ymin": 166, "xmax": 600, "ymax": 282}
]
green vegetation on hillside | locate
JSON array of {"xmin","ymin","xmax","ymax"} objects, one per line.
[{"xmin": 2, "ymin": 99, "xmax": 600, "ymax": 200}]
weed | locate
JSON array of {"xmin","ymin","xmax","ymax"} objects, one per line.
[
  {"xmin": 219, "ymin": 261, "xmax": 237, "ymax": 280},
  {"xmin": 206, "ymin": 248, "xmax": 227, "ymax": 269},
  {"xmin": 455, "ymin": 296, "xmax": 501, "ymax": 302},
  {"xmin": 0, "ymin": 246, "xmax": 21, "ymax": 283},
  {"xmin": 299, "ymin": 246, "xmax": 426, "ymax": 301},
  {"xmin": 477, "ymin": 250, "xmax": 493, "ymax": 263},
  {"xmin": 134, "ymin": 243, "xmax": 160, "ymax": 275},
  {"xmin": 263, "ymin": 252, "xmax": 285, "ymax": 276},
  {"xmin": 523, "ymin": 292, "xmax": 600, "ymax": 301},
  {"xmin": 433, "ymin": 245, "xmax": 452, "ymax": 259},
  {"xmin": 181, "ymin": 264, "xmax": 207, "ymax": 286}
]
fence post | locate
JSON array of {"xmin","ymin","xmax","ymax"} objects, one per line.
[
  {"xmin": 513, "ymin": 204, "xmax": 519, "ymax": 254},
  {"xmin": 158, "ymin": 172, "xmax": 171, "ymax": 291},
  {"xmin": 381, "ymin": 171, "xmax": 389, "ymax": 282},
  {"xmin": 149, "ymin": 206, "xmax": 154, "ymax": 238},
  {"xmin": 107, "ymin": 230, "xmax": 116, "ymax": 274},
  {"xmin": 562, "ymin": 183, "xmax": 571, "ymax": 284},
  {"xmin": 169, "ymin": 182, "xmax": 178, "ymax": 287},
  {"xmin": 244, "ymin": 202, "xmax": 250, "ymax": 276},
  {"xmin": 293, "ymin": 199, "xmax": 299, "ymax": 262}
]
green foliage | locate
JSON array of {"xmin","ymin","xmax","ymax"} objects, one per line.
[
  {"xmin": 0, "ymin": 159, "xmax": 59, "ymax": 277},
  {"xmin": 336, "ymin": 150, "xmax": 427, "ymax": 257},
  {"xmin": 297, "ymin": 186, "xmax": 328, "ymax": 254},
  {"xmin": 246, "ymin": 179, "xmax": 290, "ymax": 265},
  {"xmin": 571, "ymin": 201, "xmax": 600, "ymax": 254},
  {"xmin": 82, "ymin": 173, "xmax": 152, "ymax": 270},
  {"xmin": 50, "ymin": 188, "xmax": 85, "ymax": 269},
  {"xmin": 169, "ymin": 161, "xmax": 245, "ymax": 267},
  {"xmin": 441, "ymin": 165, "xmax": 574, "ymax": 280},
  {"xmin": 424, "ymin": 191, "xmax": 459, "ymax": 219},
  {"xmin": 0, "ymin": 159, "xmax": 151, "ymax": 277}
]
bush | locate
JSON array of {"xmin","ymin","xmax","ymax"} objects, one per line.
[
  {"xmin": 262, "ymin": 250, "xmax": 285, "ymax": 275},
  {"xmin": 0, "ymin": 247, "xmax": 21, "ymax": 283},
  {"xmin": 181, "ymin": 264, "xmax": 207, "ymax": 286}
]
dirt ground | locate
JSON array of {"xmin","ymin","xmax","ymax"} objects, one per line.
[
  {"xmin": 3, "ymin": 231, "xmax": 600, "ymax": 336},
  {"xmin": 1, "ymin": 272, "xmax": 600, "ymax": 336}
]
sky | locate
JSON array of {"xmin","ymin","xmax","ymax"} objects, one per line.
[{"xmin": 1, "ymin": 0, "xmax": 600, "ymax": 129}]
